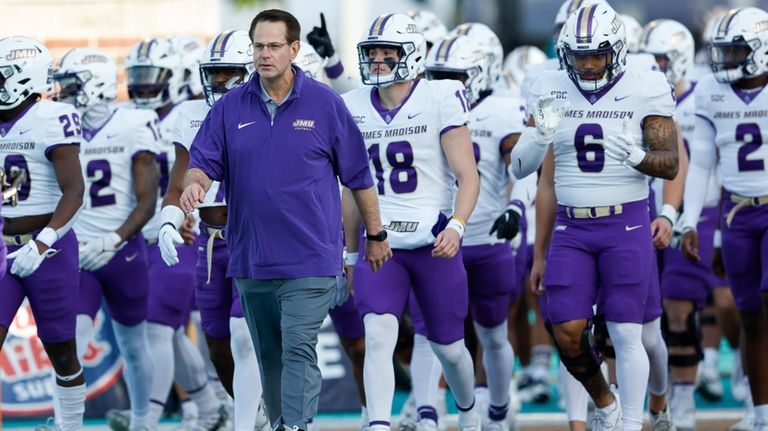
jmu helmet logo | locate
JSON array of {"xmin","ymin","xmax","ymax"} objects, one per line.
[
  {"xmin": 81, "ymin": 54, "xmax": 109, "ymax": 64},
  {"xmin": 6, "ymin": 48, "xmax": 38, "ymax": 61}
]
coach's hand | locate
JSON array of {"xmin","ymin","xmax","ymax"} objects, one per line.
[
  {"xmin": 180, "ymin": 183, "xmax": 206, "ymax": 213},
  {"xmin": 365, "ymin": 239, "xmax": 392, "ymax": 272}
]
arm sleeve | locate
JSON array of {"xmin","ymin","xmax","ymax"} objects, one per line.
[
  {"xmin": 331, "ymin": 94, "xmax": 374, "ymax": 190},
  {"xmin": 681, "ymin": 114, "xmax": 717, "ymax": 229},
  {"xmin": 438, "ymin": 80, "xmax": 470, "ymax": 135},
  {"xmin": 188, "ymin": 102, "xmax": 226, "ymax": 182},
  {"xmin": 510, "ymin": 128, "xmax": 548, "ymax": 179},
  {"xmin": 509, "ymin": 170, "xmax": 538, "ymax": 211},
  {"xmin": 44, "ymin": 103, "xmax": 82, "ymax": 160}
]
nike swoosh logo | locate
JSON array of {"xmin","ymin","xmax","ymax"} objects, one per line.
[
  {"xmin": 625, "ymin": 225, "xmax": 642, "ymax": 231},
  {"xmin": 614, "ymin": 95, "xmax": 630, "ymax": 102},
  {"xmin": 475, "ymin": 116, "xmax": 491, "ymax": 122},
  {"xmin": 238, "ymin": 121, "xmax": 256, "ymax": 129},
  {"xmin": 19, "ymin": 129, "xmax": 32, "ymax": 135},
  {"xmin": 407, "ymin": 112, "xmax": 422, "ymax": 119},
  {"xmin": 106, "ymin": 134, "xmax": 120, "ymax": 139},
  {"xmin": 125, "ymin": 252, "xmax": 139, "ymax": 262}
]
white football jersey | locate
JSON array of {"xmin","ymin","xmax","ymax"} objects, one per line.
[
  {"xmin": 462, "ymin": 93, "xmax": 527, "ymax": 246},
  {"xmin": 528, "ymin": 69, "xmax": 676, "ymax": 207},
  {"xmin": 342, "ymin": 79, "xmax": 469, "ymax": 249},
  {"xmin": 695, "ymin": 74, "xmax": 768, "ymax": 197},
  {"xmin": 172, "ymin": 99, "xmax": 225, "ymax": 209},
  {"xmin": 0, "ymin": 100, "xmax": 82, "ymax": 218},
  {"xmin": 627, "ymin": 53, "xmax": 659, "ymax": 72},
  {"xmin": 141, "ymin": 104, "xmax": 182, "ymax": 239},
  {"xmin": 74, "ymin": 106, "xmax": 160, "ymax": 242}
]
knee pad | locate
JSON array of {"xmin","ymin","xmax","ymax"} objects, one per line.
[
  {"xmin": 555, "ymin": 320, "xmax": 603, "ymax": 382},
  {"xmin": 661, "ymin": 310, "xmax": 703, "ymax": 367},
  {"xmin": 592, "ymin": 314, "xmax": 615, "ymax": 359}
]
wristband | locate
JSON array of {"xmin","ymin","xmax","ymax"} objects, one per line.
[
  {"xmin": 36, "ymin": 227, "xmax": 58, "ymax": 248},
  {"xmin": 507, "ymin": 200, "xmax": 525, "ymax": 216},
  {"xmin": 160, "ymin": 205, "xmax": 185, "ymax": 230},
  {"xmin": 446, "ymin": 218, "xmax": 465, "ymax": 238},
  {"xmin": 344, "ymin": 251, "xmax": 359, "ymax": 267},
  {"xmin": 659, "ymin": 204, "xmax": 677, "ymax": 227},
  {"xmin": 713, "ymin": 229, "xmax": 722, "ymax": 248}
]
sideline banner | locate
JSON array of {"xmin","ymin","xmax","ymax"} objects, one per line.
[{"xmin": 1, "ymin": 305, "xmax": 360, "ymax": 417}]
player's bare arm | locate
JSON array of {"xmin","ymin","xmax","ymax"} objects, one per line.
[
  {"xmin": 46, "ymin": 145, "xmax": 85, "ymax": 251},
  {"xmin": 441, "ymin": 125, "xmax": 480, "ymax": 224},
  {"xmin": 435, "ymin": 125, "xmax": 479, "ymax": 258},
  {"xmin": 636, "ymin": 115, "xmax": 679, "ymax": 180},
  {"xmin": 116, "ymin": 151, "xmax": 159, "ymax": 241},
  {"xmin": 162, "ymin": 145, "xmax": 189, "ymax": 208},
  {"xmin": 531, "ymin": 147, "xmax": 556, "ymax": 294}
]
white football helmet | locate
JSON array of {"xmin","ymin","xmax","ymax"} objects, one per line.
[
  {"xmin": 171, "ymin": 35, "xmax": 205, "ymax": 99},
  {"xmin": 54, "ymin": 48, "xmax": 118, "ymax": 111},
  {"xmin": 425, "ymin": 35, "xmax": 488, "ymax": 104},
  {"xmin": 295, "ymin": 43, "xmax": 326, "ymax": 81},
  {"xmin": 450, "ymin": 23, "xmax": 503, "ymax": 87},
  {"xmin": 504, "ymin": 45, "xmax": 548, "ymax": 87},
  {"xmin": 709, "ymin": 7, "xmax": 768, "ymax": 83},
  {"xmin": 639, "ymin": 19, "xmax": 694, "ymax": 85},
  {"xmin": 406, "ymin": 10, "xmax": 448, "ymax": 50},
  {"xmin": 125, "ymin": 37, "xmax": 184, "ymax": 109},
  {"xmin": 200, "ymin": 30, "xmax": 255, "ymax": 107},
  {"xmin": 554, "ymin": 0, "xmax": 607, "ymax": 42},
  {"xmin": 559, "ymin": 2, "xmax": 627, "ymax": 92},
  {"xmin": 357, "ymin": 13, "xmax": 426, "ymax": 87},
  {"xmin": 621, "ymin": 14, "xmax": 643, "ymax": 53},
  {"xmin": 0, "ymin": 36, "xmax": 53, "ymax": 111}
]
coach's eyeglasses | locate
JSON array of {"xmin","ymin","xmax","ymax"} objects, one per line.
[{"xmin": 248, "ymin": 42, "xmax": 291, "ymax": 54}]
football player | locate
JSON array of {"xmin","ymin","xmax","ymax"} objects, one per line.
[
  {"xmin": 0, "ymin": 36, "xmax": 86, "ymax": 431},
  {"xmin": 513, "ymin": 3, "xmax": 679, "ymax": 430},
  {"xmin": 55, "ymin": 47, "xmax": 159, "ymax": 431},
  {"xmin": 681, "ymin": 7, "xmax": 768, "ymax": 430},
  {"xmin": 341, "ymin": 13, "xmax": 482, "ymax": 431}
]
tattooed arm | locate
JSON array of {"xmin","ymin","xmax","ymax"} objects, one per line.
[{"xmin": 636, "ymin": 115, "xmax": 679, "ymax": 180}]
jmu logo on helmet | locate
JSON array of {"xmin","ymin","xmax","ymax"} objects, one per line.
[
  {"xmin": 6, "ymin": 48, "xmax": 38, "ymax": 61},
  {"xmin": 81, "ymin": 54, "xmax": 109, "ymax": 64},
  {"xmin": 755, "ymin": 20, "xmax": 768, "ymax": 33}
]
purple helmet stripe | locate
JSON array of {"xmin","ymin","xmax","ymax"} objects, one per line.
[
  {"xmin": 209, "ymin": 33, "xmax": 224, "ymax": 58},
  {"xmin": 369, "ymin": 14, "xmax": 394, "ymax": 37},
  {"xmin": 585, "ymin": 4, "xmax": 597, "ymax": 42},
  {"xmin": 718, "ymin": 8, "xmax": 743, "ymax": 38},
  {"xmin": 438, "ymin": 36, "xmax": 459, "ymax": 62},
  {"xmin": 218, "ymin": 30, "xmax": 235, "ymax": 56}
]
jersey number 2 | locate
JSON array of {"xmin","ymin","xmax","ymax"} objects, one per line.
[
  {"xmin": 87, "ymin": 159, "xmax": 116, "ymax": 207},
  {"xmin": 736, "ymin": 123, "xmax": 764, "ymax": 172}
]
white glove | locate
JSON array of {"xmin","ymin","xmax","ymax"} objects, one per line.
[
  {"xmin": 533, "ymin": 95, "xmax": 570, "ymax": 145},
  {"xmin": 603, "ymin": 119, "xmax": 646, "ymax": 167},
  {"xmin": 79, "ymin": 232, "xmax": 123, "ymax": 271},
  {"xmin": 159, "ymin": 223, "xmax": 184, "ymax": 266},
  {"xmin": 8, "ymin": 240, "xmax": 58, "ymax": 277},
  {"xmin": 158, "ymin": 205, "xmax": 186, "ymax": 266}
]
